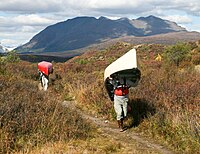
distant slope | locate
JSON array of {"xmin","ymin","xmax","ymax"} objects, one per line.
[
  {"xmin": 77, "ymin": 31, "xmax": 200, "ymax": 53},
  {"xmin": 16, "ymin": 15, "xmax": 188, "ymax": 53},
  {"xmin": 110, "ymin": 31, "xmax": 200, "ymax": 45}
]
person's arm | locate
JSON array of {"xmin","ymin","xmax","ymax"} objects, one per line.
[
  {"xmin": 108, "ymin": 77, "xmax": 119, "ymax": 90},
  {"xmin": 108, "ymin": 78, "xmax": 113, "ymax": 85}
]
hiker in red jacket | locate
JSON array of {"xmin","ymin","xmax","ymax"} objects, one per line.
[
  {"xmin": 109, "ymin": 77, "xmax": 131, "ymax": 132},
  {"xmin": 38, "ymin": 61, "xmax": 53, "ymax": 91}
]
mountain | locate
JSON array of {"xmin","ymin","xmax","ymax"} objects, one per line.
[
  {"xmin": 132, "ymin": 15, "xmax": 186, "ymax": 35},
  {"xmin": 0, "ymin": 44, "xmax": 15, "ymax": 53},
  {"xmin": 16, "ymin": 15, "xmax": 189, "ymax": 53}
]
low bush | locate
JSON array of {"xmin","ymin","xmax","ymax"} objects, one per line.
[
  {"xmin": 163, "ymin": 42, "xmax": 192, "ymax": 67},
  {"xmin": 1, "ymin": 42, "xmax": 200, "ymax": 153},
  {"xmin": 59, "ymin": 42, "xmax": 200, "ymax": 153},
  {"xmin": 0, "ymin": 63, "xmax": 92, "ymax": 153}
]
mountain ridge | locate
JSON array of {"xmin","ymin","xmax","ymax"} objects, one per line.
[{"xmin": 16, "ymin": 15, "xmax": 194, "ymax": 53}]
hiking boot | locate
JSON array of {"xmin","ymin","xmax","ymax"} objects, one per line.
[
  {"xmin": 117, "ymin": 120, "xmax": 124, "ymax": 132},
  {"xmin": 119, "ymin": 127, "xmax": 124, "ymax": 132}
]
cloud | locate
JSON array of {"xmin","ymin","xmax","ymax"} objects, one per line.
[
  {"xmin": 163, "ymin": 15, "xmax": 193, "ymax": 24},
  {"xmin": 1, "ymin": 0, "xmax": 200, "ymax": 16},
  {"xmin": 0, "ymin": 0, "xmax": 63, "ymax": 13},
  {"xmin": 0, "ymin": 31, "xmax": 34, "ymax": 47},
  {"xmin": 13, "ymin": 14, "xmax": 56, "ymax": 26},
  {"xmin": 0, "ymin": 14, "xmax": 56, "ymax": 27},
  {"xmin": 0, "ymin": 0, "xmax": 200, "ymax": 47},
  {"xmin": 0, "ymin": 14, "xmax": 57, "ymax": 47},
  {"xmin": 1, "ymin": 39, "xmax": 22, "ymax": 47},
  {"xmin": 61, "ymin": 0, "xmax": 155, "ymax": 16},
  {"xmin": 158, "ymin": 1, "xmax": 200, "ymax": 16},
  {"xmin": 191, "ymin": 24, "xmax": 200, "ymax": 32}
]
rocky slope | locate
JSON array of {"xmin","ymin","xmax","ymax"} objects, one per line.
[{"xmin": 16, "ymin": 15, "xmax": 188, "ymax": 53}]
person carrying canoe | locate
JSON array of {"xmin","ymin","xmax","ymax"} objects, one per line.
[
  {"xmin": 38, "ymin": 61, "xmax": 53, "ymax": 91},
  {"xmin": 108, "ymin": 77, "xmax": 133, "ymax": 132}
]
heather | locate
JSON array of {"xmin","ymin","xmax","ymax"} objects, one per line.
[{"xmin": 1, "ymin": 41, "xmax": 200, "ymax": 153}]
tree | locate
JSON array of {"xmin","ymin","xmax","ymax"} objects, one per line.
[
  {"xmin": 163, "ymin": 42, "xmax": 191, "ymax": 67},
  {"xmin": 6, "ymin": 50, "xmax": 20, "ymax": 63}
]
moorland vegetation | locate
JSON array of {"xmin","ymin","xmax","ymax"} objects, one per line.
[{"xmin": 0, "ymin": 41, "xmax": 200, "ymax": 153}]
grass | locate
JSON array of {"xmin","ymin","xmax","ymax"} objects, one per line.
[
  {"xmin": 18, "ymin": 135, "xmax": 142, "ymax": 154},
  {"xmin": 139, "ymin": 68, "xmax": 198, "ymax": 153},
  {"xmin": 0, "ymin": 63, "xmax": 92, "ymax": 153},
  {"xmin": 1, "ymin": 41, "xmax": 200, "ymax": 153},
  {"xmin": 58, "ymin": 42, "xmax": 200, "ymax": 153}
]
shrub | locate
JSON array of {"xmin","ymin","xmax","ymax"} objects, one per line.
[
  {"xmin": 5, "ymin": 51, "xmax": 20, "ymax": 63},
  {"xmin": 1, "ymin": 42, "xmax": 200, "ymax": 153},
  {"xmin": 163, "ymin": 42, "xmax": 192, "ymax": 67},
  {"xmin": 131, "ymin": 63, "xmax": 200, "ymax": 153},
  {"xmin": 0, "ymin": 67, "xmax": 92, "ymax": 153},
  {"xmin": 191, "ymin": 52, "xmax": 200, "ymax": 65}
]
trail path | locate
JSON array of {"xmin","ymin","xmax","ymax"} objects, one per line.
[{"xmin": 62, "ymin": 101, "xmax": 174, "ymax": 154}]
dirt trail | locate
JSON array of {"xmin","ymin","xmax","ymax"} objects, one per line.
[{"xmin": 62, "ymin": 101, "xmax": 174, "ymax": 154}]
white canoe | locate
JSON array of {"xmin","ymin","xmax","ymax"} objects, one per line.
[
  {"xmin": 104, "ymin": 48, "xmax": 139, "ymax": 81},
  {"xmin": 104, "ymin": 48, "xmax": 141, "ymax": 101}
]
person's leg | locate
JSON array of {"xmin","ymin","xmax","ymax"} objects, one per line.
[
  {"xmin": 114, "ymin": 97, "xmax": 123, "ymax": 121},
  {"xmin": 43, "ymin": 76, "xmax": 48, "ymax": 91},
  {"xmin": 114, "ymin": 96, "xmax": 124, "ymax": 132},
  {"xmin": 120, "ymin": 97, "xmax": 129, "ymax": 131},
  {"xmin": 41, "ymin": 75, "xmax": 48, "ymax": 91},
  {"xmin": 122, "ymin": 97, "xmax": 128, "ymax": 119},
  {"xmin": 41, "ymin": 75, "xmax": 45, "ymax": 88}
]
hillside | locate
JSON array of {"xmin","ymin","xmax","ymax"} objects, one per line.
[
  {"xmin": 84, "ymin": 31, "xmax": 200, "ymax": 53},
  {"xmin": 1, "ymin": 41, "xmax": 200, "ymax": 153},
  {"xmin": 16, "ymin": 15, "xmax": 189, "ymax": 53}
]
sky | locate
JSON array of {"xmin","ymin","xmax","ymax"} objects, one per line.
[{"xmin": 0, "ymin": 0, "xmax": 200, "ymax": 47}]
